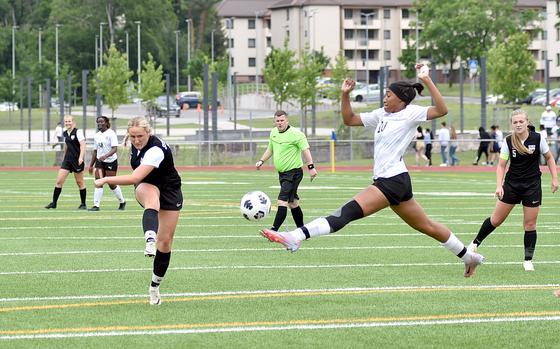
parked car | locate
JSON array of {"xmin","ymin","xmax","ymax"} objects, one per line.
[
  {"xmin": 531, "ymin": 88, "xmax": 560, "ymax": 106},
  {"xmin": 176, "ymin": 91, "xmax": 201, "ymax": 109},
  {"xmin": 0, "ymin": 102, "xmax": 18, "ymax": 111},
  {"xmin": 316, "ymin": 77, "xmax": 333, "ymax": 97},
  {"xmin": 155, "ymin": 95, "xmax": 181, "ymax": 117},
  {"xmin": 486, "ymin": 94, "xmax": 504, "ymax": 105},
  {"xmin": 519, "ymin": 88, "xmax": 546, "ymax": 104},
  {"xmin": 350, "ymin": 84, "xmax": 384, "ymax": 102}
]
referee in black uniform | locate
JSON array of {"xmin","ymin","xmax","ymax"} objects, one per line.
[
  {"xmin": 45, "ymin": 115, "xmax": 87, "ymax": 209},
  {"xmin": 95, "ymin": 116, "xmax": 183, "ymax": 305},
  {"xmin": 468, "ymin": 109, "xmax": 558, "ymax": 271}
]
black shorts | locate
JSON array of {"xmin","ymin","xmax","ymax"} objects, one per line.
[
  {"xmin": 278, "ymin": 168, "xmax": 303, "ymax": 202},
  {"xmin": 136, "ymin": 185, "xmax": 183, "ymax": 211},
  {"xmin": 501, "ymin": 178, "xmax": 542, "ymax": 207},
  {"xmin": 61, "ymin": 158, "xmax": 84, "ymax": 173},
  {"xmin": 373, "ymin": 172, "xmax": 413, "ymax": 205},
  {"xmin": 95, "ymin": 159, "xmax": 118, "ymax": 172}
]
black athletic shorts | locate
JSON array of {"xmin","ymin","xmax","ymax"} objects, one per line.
[
  {"xmin": 278, "ymin": 167, "xmax": 303, "ymax": 202},
  {"xmin": 94, "ymin": 159, "xmax": 118, "ymax": 172},
  {"xmin": 61, "ymin": 158, "xmax": 85, "ymax": 173},
  {"xmin": 135, "ymin": 185, "xmax": 183, "ymax": 211},
  {"xmin": 373, "ymin": 172, "xmax": 413, "ymax": 206},
  {"xmin": 501, "ymin": 178, "xmax": 541, "ymax": 207}
]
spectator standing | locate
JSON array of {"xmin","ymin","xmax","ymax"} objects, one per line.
[
  {"xmin": 540, "ymin": 105, "xmax": 556, "ymax": 135},
  {"xmin": 449, "ymin": 126, "xmax": 460, "ymax": 166},
  {"xmin": 473, "ymin": 126, "xmax": 491, "ymax": 165},
  {"xmin": 424, "ymin": 128, "xmax": 433, "ymax": 166},
  {"xmin": 414, "ymin": 126, "xmax": 428, "ymax": 166},
  {"xmin": 438, "ymin": 121, "xmax": 450, "ymax": 166},
  {"xmin": 52, "ymin": 122, "xmax": 63, "ymax": 150}
]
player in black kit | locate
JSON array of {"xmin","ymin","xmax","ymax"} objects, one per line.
[
  {"xmin": 45, "ymin": 115, "xmax": 87, "ymax": 209},
  {"xmin": 95, "ymin": 116, "xmax": 183, "ymax": 305},
  {"xmin": 468, "ymin": 109, "xmax": 558, "ymax": 271}
]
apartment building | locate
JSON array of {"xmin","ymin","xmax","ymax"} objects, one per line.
[{"xmin": 218, "ymin": 0, "xmax": 556, "ymax": 83}]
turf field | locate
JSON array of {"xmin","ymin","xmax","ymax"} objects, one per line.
[{"xmin": 0, "ymin": 169, "xmax": 558, "ymax": 348}]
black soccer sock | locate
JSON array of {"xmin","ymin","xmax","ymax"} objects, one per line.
[
  {"xmin": 79, "ymin": 188, "xmax": 87, "ymax": 205},
  {"xmin": 473, "ymin": 217, "xmax": 496, "ymax": 246},
  {"xmin": 143, "ymin": 208, "xmax": 159, "ymax": 239},
  {"xmin": 325, "ymin": 199, "xmax": 364, "ymax": 233},
  {"xmin": 271, "ymin": 206, "xmax": 287, "ymax": 231},
  {"xmin": 52, "ymin": 187, "xmax": 62, "ymax": 204},
  {"xmin": 151, "ymin": 250, "xmax": 171, "ymax": 287},
  {"xmin": 291, "ymin": 206, "xmax": 304, "ymax": 228},
  {"xmin": 524, "ymin": 230, "xmax": 537, "ymax": 261}
]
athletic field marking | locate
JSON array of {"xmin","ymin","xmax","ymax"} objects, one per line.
[
  {"xmin": 1, "ymin": 285, "xmax": 558, "ymax": 313},
  {"xmin": 3, "ymin": 244, "xmax": 560, "ymax": 257},
  {"xmin": 2, "ymin": 284, "xmax": 558, "ymax": 303},
  {"xmin": 1, "ymin": 313, "xmax": 560, "ymax": 340},
  {"xmin": 2, "ymin": 260, "xmax": 559, "ymax": 276}
]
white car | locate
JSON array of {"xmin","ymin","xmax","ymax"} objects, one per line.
[
  {"xmin": 350, "ymin": 84, "xmax": 384, "ymax": 102},
  {"xmin": 0, "ymin": 102, "xmax": 18, "ymax": 111}
]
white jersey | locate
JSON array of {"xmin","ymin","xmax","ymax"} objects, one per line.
[
  {"xmin": 93, "ymin": 128, "xmax": 119, "ymax": 163},
  {"xmin": 360, "ymin": 104, "xmax": 428, "ymax": 179}
]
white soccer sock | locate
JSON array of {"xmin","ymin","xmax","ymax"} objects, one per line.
[
  {"xmin": 145, "ymin": 230, "xmax": 157, "ymax": 242},
  {"xmin": 93, "ymin": 187, "xmax": 104, "ymax": 207},
  {"xmin": 152, "ymin": 273, "xmax": 163, "ymax": 286},
  {"xmin": 112, "ymin": 185, "xmax": 125, "ymax": 203},
  {"xmin": 441, "ymin": 232, "xmax": 468, "ymax": 260},
  {"xmin": 292, "ymin": 217, "xmax": 331, "ymax": 240}
]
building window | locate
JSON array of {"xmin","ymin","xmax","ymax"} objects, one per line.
[
  {"xmin": 402, "ymin": 9, "xmax": 409, "ymax": 19},
  {"xmin": 286, "ymin": 9, "xmax": 290, "ymax": 20},
  {"xmin": 248, "ymin": 38, "xmax": 256, "ymax": 48},
  {"xmin": 542, "ymin": 30, "xmax": 547, "ymax": 40},
  {"xmin": 226, "ymin": 19, "xmax": 234, "ymax": 29},
  {"xmin": 557, "ymin": 53, "xmax": 560, "ymax": 67},
  {"xmin": 266, "ymin": 19, "xmax": 271, "ymax": 29},
  {"xmin": 286, "ymin": 30, "xmax": 290, "ymax": 39},
  {"xmin": 360, "ymin": 9, "xmax": 377, "ymax": 24},
  {"xmin": 230, "ymin": 38, "xmax": 234, "ymax": 48},
  {"xmin": 344, "ymin": 9, "xmax": 353, "ymax": 19},
  {"xmin": 231, "ymin": 57, "xmax": 234, "ymax": 67},
  {"xmin": 384, "ymin": 50, "xmax": 391, "ymax": 60},
  {"xmin": 402, "ymin": 29, "xmax": 410, "ymax": 39},
  {"xmin": 557, "ymin": 27, "xmax": 560, "ymax": 41},
  {"xmin": 344, "ymin": 50, "xmax": 354, "ymax": 59},
  {"xmin": 384, "ymin": 8, "xmax": 391, "ymax": 19},
  {"xmin": 266, "ymin": 36, "xmax": 271, "ymax": 47},
  {"xmin": 249, "ymin": 57, "xmax": 256, "ymax": 67},
  {"xmin": 384, "ymin": 30, "xmax": 391, "ymax": 40},
  {"xmin": 248, "ymin": 19, "xmax": 255, "ymax": 29},
  {"xmin": 344, "ymin": 29, "xmax": 354, "ymax": 40}
]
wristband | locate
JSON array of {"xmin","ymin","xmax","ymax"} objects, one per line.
[
  {"xmin": 307, "ymin": 164, "xmax": 315, "ymax": 170},
  {"xmin": 257, "ymin": 160, "xmax": 264, "ymax": 166}
]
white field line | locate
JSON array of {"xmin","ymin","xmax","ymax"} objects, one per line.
[
  {"xmin": 2, "ymin": 244, "xmax": 560, "ymax": 257},
  {"xmin": 2, "ymin": 284, "xmax": 558, "ymax": 303},
  {"xmin": 1, "ymin": 260, "xmax": 560, "ymax": 276},
  {"xmin": 1, "ymin": 316, "xmax": 560, "ymax": 340}
]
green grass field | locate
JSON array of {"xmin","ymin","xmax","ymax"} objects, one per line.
[{"xmin": 0, "ymin": 169, "xmax": 559, "ymax": 348}]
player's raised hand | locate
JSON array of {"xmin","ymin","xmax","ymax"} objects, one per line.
[
  {"xmin": 341, "ymin": 78, "xmax": 356, "ymax": 94},
  {"xmin": 416, "ymin": 63, "xmax": 430, "ymax": 81}
]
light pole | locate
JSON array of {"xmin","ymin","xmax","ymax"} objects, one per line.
[
  {"xmin": 308, "ymin": 9, "xmax": 318, "ymax": 51},
  {"xmin": 125, "ymin": 31, "xmax": 129, "ymax": 69},
  {"xmin": 135, "ymin": 21, "xmax": 141, "ymax": 93},
  {"xmin": 11, "ymin": 25, "xmax": 18, "ymax": 96},
  {"xmin": 211, "ymin": 30, "xmax": 215, "ymax": 63},
  {"xmin": 94, "ymin": 35, "xmax": 98, "ymax": 70},
  {"xmin": 226, "ymin": 18, "xmax": 233, "ymax": 123},
  {"xmin": 415, "ymin": 9, "xmax": 419, "ymax": 82},
  {"xmin": 55, "ymin": 24, "xmax": 62, "ymax": 92},
  {"xmin": 185, "ymin": 19, "xmax": 192, "ymax": 91},
  {"xmin": 99, "ymin": 22, "xmax": 106, "ymax": 67},
  {"xmin": 360, "ymin": 12, "xmax": 375, "ymax": 94},
  {"xmin": 38, "ymin": 28, "xmax": 43, "ymax": 107},
  {"xmin": 175, "ymin": 30, "xmax": 180, "ymax": 94},
  {"xmin": 255, "ymin": 11, "xmax": 260, "ymax": 94}
]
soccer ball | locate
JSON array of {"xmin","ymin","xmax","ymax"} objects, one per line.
[{"xmin": 240, "ymin": 191, "xmax": 271, "ymax": 221}]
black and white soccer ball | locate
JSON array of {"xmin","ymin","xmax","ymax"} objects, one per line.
[{"xmin": 240, "ymin": 191, "xmax": 271, "ymax": 221}]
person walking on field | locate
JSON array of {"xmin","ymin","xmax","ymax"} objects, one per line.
[
  {"xmin": 438, "ymin": 121, "xmax": 450, "ymax": 166},
  {"xmin": 424, "ymin": 128, "xmax": 433, "ymax": 166},
  {"xmin": 256, "ymin": 110, "xmax": 318, "ymax": 232},
  {"xmin": 414, "ymin": 126, "xmax": 428, "ymax": 166},
  {"xmin": 95, "ymin": 116, "xmax": 183, "ymax": 305},
  {"xmin": 87, "ymin": 116, "xmax": 126, "ymax": 211},
  {"xmin": 261, "ymin": 64, "xmax": 484, "ymax": 277},
  {"xmin": 540, "ymin": 105, "xmax": 556, "ymax": 136},
  {"xmin": 449, "ymin": 126, "xmax": 460, "ymax": 166},
  {"xmin": 468, "ymin": 109, "xmax": 558, "ymax": 272},
  {"xmin": 45, "ymin": 115, "xmax": 87, "ymax": 209}
]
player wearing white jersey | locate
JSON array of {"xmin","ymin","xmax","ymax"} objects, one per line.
[
  {"xmin": 262, "ymin": 63, "xmax": 484, "ymax": 278},
  {"xmin": 87, "ymin": 116, "xmax": 126, "ymax": 211}
]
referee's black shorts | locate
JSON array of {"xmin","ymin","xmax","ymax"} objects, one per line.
[
  {"xmin": 61, "ymin": 158, "xmax": 85, "ymax": 173},
  {"xmin": 501, "ymin": 177, "xmax": 542, "ymax": 207},
  {"xmin": 278, "ymin": 167, "xmax": 303, "ymax": 203},
  {"xmin": 373, "ymin": 172, "xmax": 413, "ymax": 206}
]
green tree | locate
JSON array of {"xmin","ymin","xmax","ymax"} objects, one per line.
[
  {"xmin": 138, "ymin": 52, "xmax": 165, "ymax": 116},
  {"xmin": 398, "ymin": 37, "xmax": 420, "ymax": 80},
  {"xmin": 487, "ymin": 32, "xmax": 536, "ymax": 104},
  {"xmin": 263, "ymin": 40, "xmax": 297, "ymax": 109},
  {"xmin": 414, "ymin": 0, "xmax": 538, "ymax": 86},
  {"xmin": 95, "ymin": 44, "xmax": 133, "ymax": 119},
  {"xmin": 325, "ymin": 52, "xmax": 348, "ymax": 106},
  {"xmin": 294, "ymin": 47, "xmax": 324, "ymax": 135}
]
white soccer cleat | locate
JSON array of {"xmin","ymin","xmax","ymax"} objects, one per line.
[
  {"xmin": 467, "ymin": 242, "xmax": 478, "ymax": 253},
  {"xmin": 464, "ymin": 251, "xmax": 484, "ymax": 278},
  {"xmin": 144, "ymin": 240, "xmax": 156, "ymax": 258},
  {"xmin": 523, "ymin": 260, "xmax": 535, "ymax": 271},
  {"xmin": 261, "ymin": 229, "xmax": 301, "ymax": 253},
  {"xmin": 149, "ymin": 286, "xmax": 161, "ymax": 305}
]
